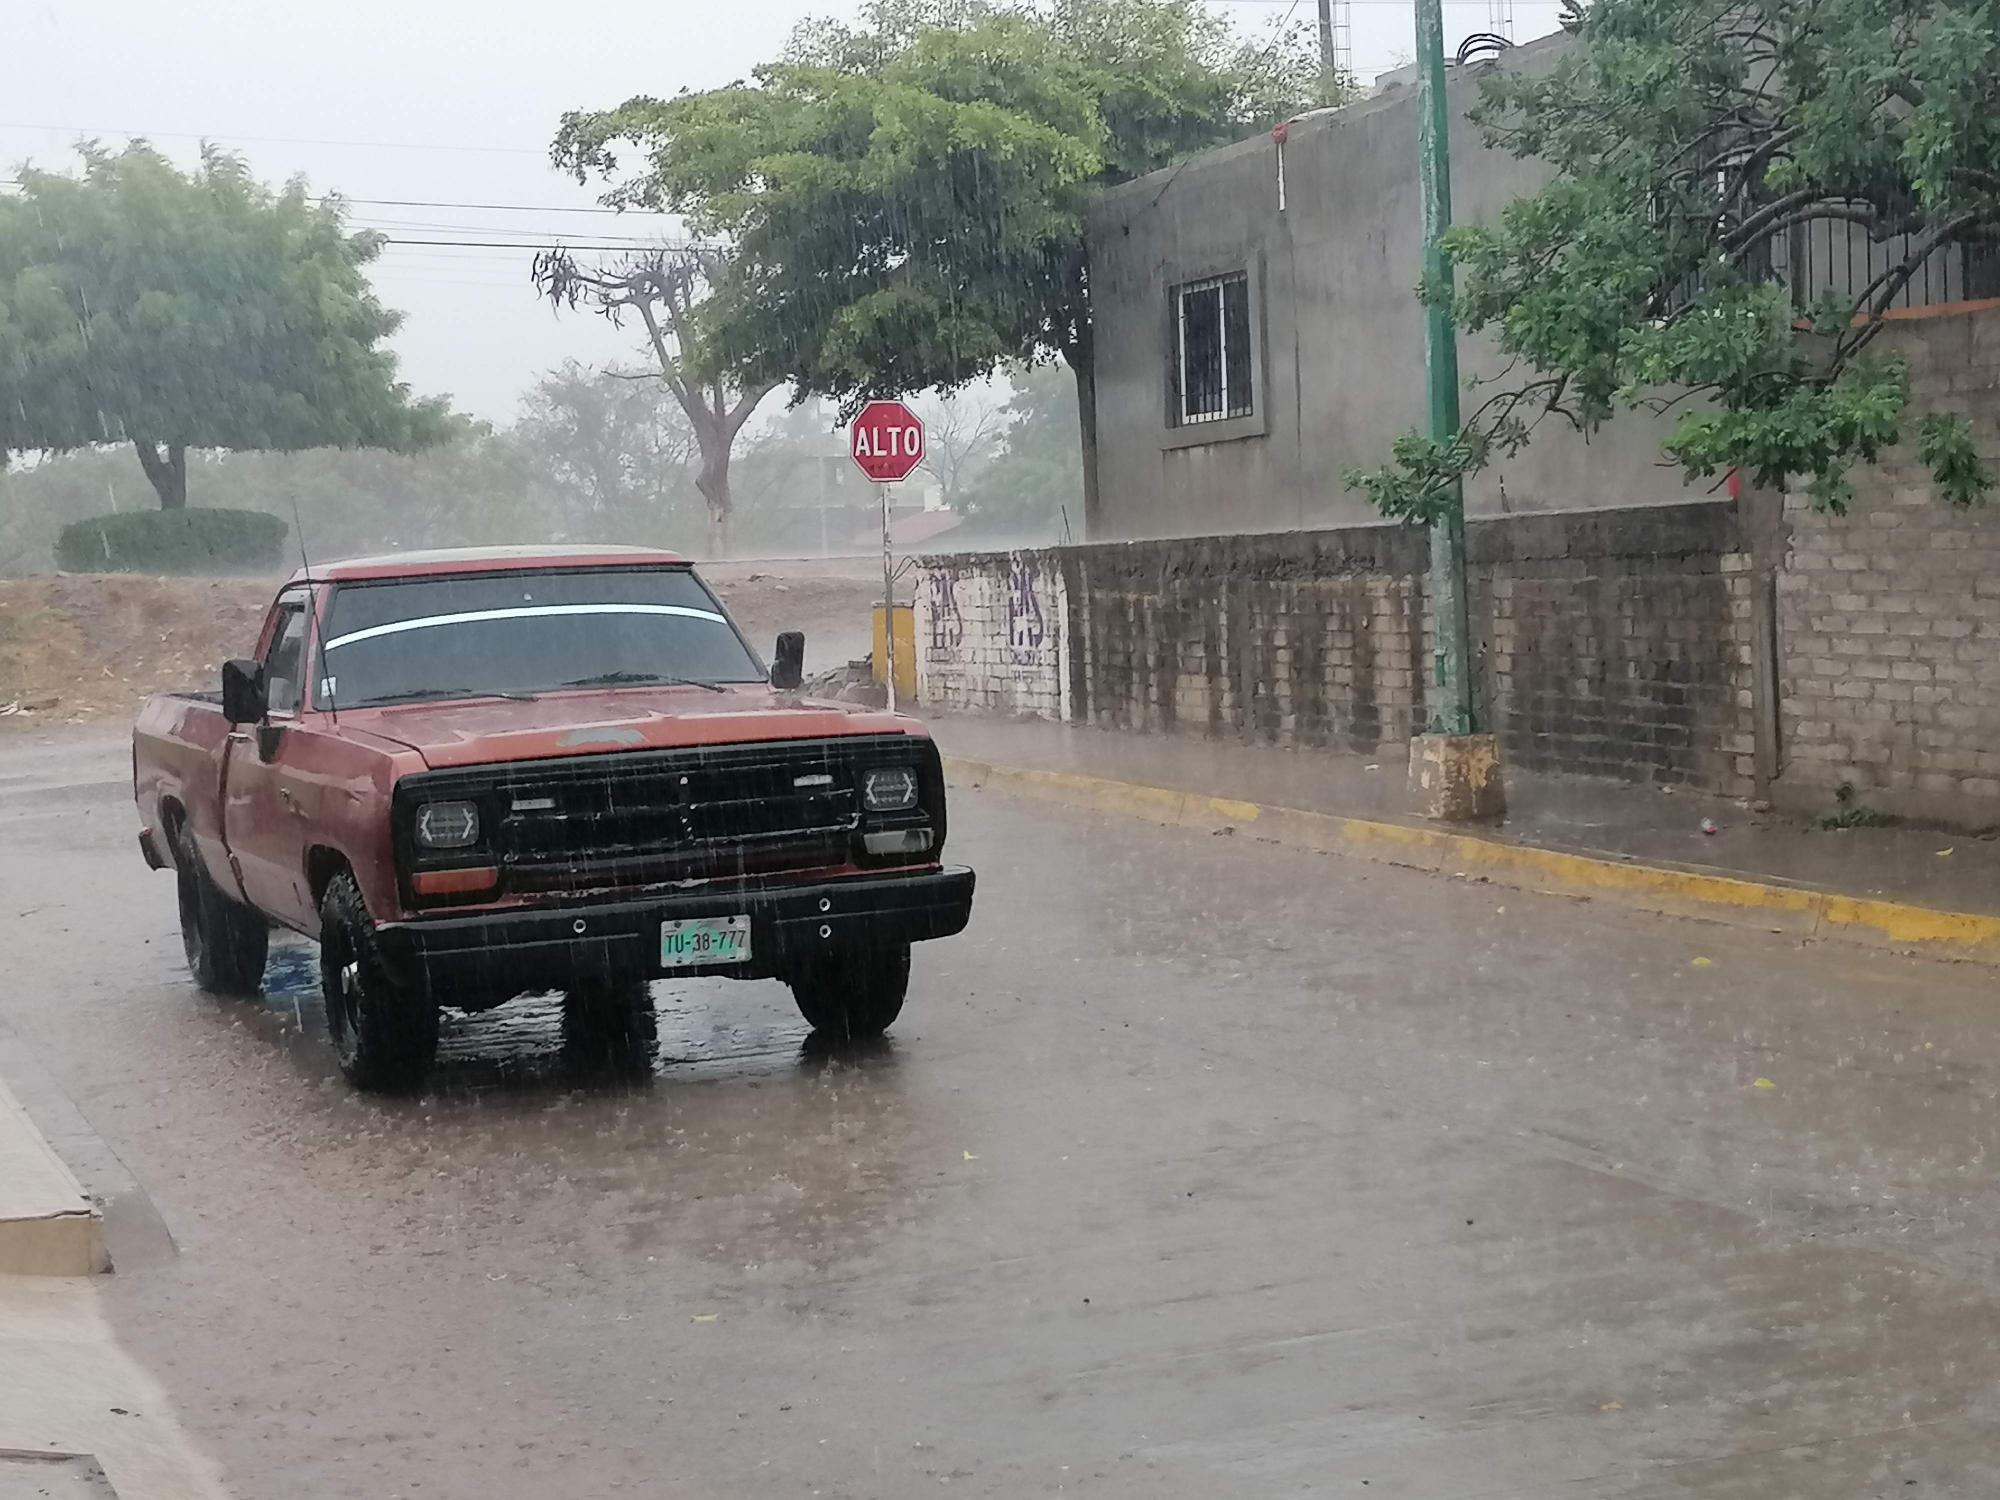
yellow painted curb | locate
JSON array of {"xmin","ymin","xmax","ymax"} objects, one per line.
[{"xmin": 945, "ymin": 756, "xmax": 2000, "ymax": 966}]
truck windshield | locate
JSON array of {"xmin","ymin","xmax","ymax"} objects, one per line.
[{"xmin": 314, "ymin": 567, "xmax": 764, "ymax": 709}]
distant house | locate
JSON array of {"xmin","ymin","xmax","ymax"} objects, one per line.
[{"xmin": 842, "ymin": 506, "xmax": 964, "ymax": 553}]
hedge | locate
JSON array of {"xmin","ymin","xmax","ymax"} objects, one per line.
[{"xmin": 55, "ymin": 509, "xmax": 290, "ymax": 574}]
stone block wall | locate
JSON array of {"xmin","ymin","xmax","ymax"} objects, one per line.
[
  {"xmin": 1070, "ymin": 528, "xmax": 1430, "ymax": 753},
  {"xmin": 1470, "ymin": 506, "xmax": 1760, "ymax": 792},
  {"xmin": 1774, "ymin": 306, "xmax": 2000, "ymax": 823},
  {"xmin": 919, "ymin": 502, "xmax": 1761, "ymax": 794}
]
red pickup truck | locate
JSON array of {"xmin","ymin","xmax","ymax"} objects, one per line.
[{"xmin": 133, "ymin": 545, "xmax": 974, "ymax": 1091}]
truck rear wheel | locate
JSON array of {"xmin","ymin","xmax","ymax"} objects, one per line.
[
  {"xmin": 319, "ymin": 871, "xmax": 438, "ymax": 1093},
  {"xmin": 788, "ymin": 942, "xmax": 910, "ymax": 1041},
  {"xmin": 561, "ymin": 981, "xmax": 658, "ymax": 1076},
  {"xmin": 173, "ymin": 827, "xmax": 268, "ymax": 997}
]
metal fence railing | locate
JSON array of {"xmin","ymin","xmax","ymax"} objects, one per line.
[{"xmin": 1772, "ymin": 218, "xmax": 2000, "ymax": 315}]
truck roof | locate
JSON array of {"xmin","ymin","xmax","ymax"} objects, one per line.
[{"xmin": 292, "ymin": 544, "xmax": 692, "ymax": 585}]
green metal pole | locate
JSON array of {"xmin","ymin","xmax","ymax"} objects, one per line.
[{"xmin": 1415, "ymin": 0, "xmax": 1475, "ymax": 736}]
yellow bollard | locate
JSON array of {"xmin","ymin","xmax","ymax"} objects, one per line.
[{"xmin": 871, "ymin": 603, "xmax": 916, "ymax": 704}]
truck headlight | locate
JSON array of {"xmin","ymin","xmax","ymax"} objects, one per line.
[
  {"xmin": 415, "ymin": 800, "xmax": 480, "ymax": 849},
  {"xmin": 862, "ymin": 766, "xmax": 919, "ymax": 812}
]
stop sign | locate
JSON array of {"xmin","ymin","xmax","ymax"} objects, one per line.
[{"xmin": 849, "ymin": 400, "xmax": 926, "ymax": 484}]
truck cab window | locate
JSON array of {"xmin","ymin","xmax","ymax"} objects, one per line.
[{"xmin": 262, "ymin": 603, "xmax": 309, "ymax": 717}]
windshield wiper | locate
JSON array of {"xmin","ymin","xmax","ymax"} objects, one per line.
[
  {"xmin": 559, "ymin": 671, "xmax": 727, "ymax": 694},
  {"xmin": 358, "ymin": 685, "xmax": 539, "ymax": 706}
]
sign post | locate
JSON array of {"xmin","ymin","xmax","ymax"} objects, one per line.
[
  {"xmin": 848, "ymin": 399, "xmax": 927, "ymax": 713},
  {"xmin": 881, "ymin": 479, "xmax": 896, "ymax": 709}
]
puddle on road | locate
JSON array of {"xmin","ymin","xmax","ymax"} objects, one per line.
[
  {"xmin": 257, "ymin": 935, "xmax": 831, "ymax": 1099},
  {"xmin": 242, "ymin": 935, "xmax": 929, "ymax": 1272}
]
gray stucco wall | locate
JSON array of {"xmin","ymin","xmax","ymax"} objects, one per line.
[{"xmin": 1084, "ymin": 35, "xmax": 1692, "ymax": 541}]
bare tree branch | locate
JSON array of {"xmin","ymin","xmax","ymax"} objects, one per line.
[{"xmin": 532, "ymin": 243, "xmax": 776, "ymax": 554}]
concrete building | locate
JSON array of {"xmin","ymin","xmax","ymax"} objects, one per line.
[
  {"xmin": 1083, "ymin": 37, "xmax": 1637, "ymax": 540},
  {"xmin": 1082, "ymin": 34, "xmax": 1988, "ymax": 542}
]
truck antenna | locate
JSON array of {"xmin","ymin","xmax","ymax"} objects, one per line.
[
  {"xmin": 288, "ymin": 493, "xmax": 338, "ymax": 721},
  {"xmin": 289, "ymin": 492, "xmax": 314, "ymax": 581}
]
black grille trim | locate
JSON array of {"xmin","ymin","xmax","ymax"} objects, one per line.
[{"xmin": 393, "ymin": 735, "xmax": 939, "ymax": 900}]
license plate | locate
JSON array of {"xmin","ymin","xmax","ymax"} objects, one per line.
[{"xmin": 660, "ymin": 915, "xmax": 752, "ymax": 968}]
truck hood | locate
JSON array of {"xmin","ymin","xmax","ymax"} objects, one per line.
[{"xmin": 335, "ymin": 686, "xmax": 923, "ymax": 769}]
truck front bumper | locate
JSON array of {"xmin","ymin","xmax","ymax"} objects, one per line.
[{"xmin": 374, "ymin": 866, "xmax": 975, "ymax": 1000}]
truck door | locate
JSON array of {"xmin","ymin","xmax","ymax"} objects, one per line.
[{"xmin": 222, "ymin": 589, "xmax": 316, "ymax": 928}]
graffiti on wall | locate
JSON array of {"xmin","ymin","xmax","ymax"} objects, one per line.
[
  {"xmin": 917, "ymin": 554, "xmax": 1066, "ymax": 721},
  {"xmin": 924, "ymin": 570, "xmax": 965, "ymax": 662},
  {"xmin": 1006, "ymin": 558, "xmax": 1046, "ymax": 667}
]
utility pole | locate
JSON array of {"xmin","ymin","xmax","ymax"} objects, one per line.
[
  {"xmin": 1317, "ymin": 0, "xmax": 1353, "ymax": 95},
  {"xmin": 1408, "ymin": 0, "xmax": 1504, "ymax": 819},
  {"xmin": 1317, "ymin": 0, "xmax": 1337, "ymax": 96}
]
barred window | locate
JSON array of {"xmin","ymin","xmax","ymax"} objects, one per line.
[{"xmin": 1171, "ymin": 272, "xmax": 1252, "ymax": 426}]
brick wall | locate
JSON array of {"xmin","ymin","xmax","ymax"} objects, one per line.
[
  {"xmin": 915, "ymin": 551, "xmax": 1069, "ymax": 719},
  {"xmin": 1773, "ymin": 309, "xmax": 2000, "ymax": 824},
  {"xmin": 1071, "ymin": 528, "xmax": 1431, "ymax": 752},
  {"xmin": 1471, "ymin": 507, "xmax": 1760, "ymax": 792}
]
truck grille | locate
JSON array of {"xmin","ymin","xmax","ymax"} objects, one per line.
[{"xmin": 399, "ymin": 736, "xmax": 922, "ymax": 894}]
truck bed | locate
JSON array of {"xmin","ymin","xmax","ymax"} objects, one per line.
[{"xmin": 132, "ymin": 691, "xmax": 236, "ymax": 892}]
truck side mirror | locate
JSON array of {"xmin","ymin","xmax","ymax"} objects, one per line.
[
  {"xmin": 770, "ymin": 632, "xmax": 805, "ymax": 691},
  {"xmin": 221, "ymin": 659, "xmax": 268, "ymax": 725}
]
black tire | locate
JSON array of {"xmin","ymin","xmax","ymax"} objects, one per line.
[
  {"xmin": 172, "ymin": 826, "xmax": 268, "ymax": 996},
  {"xmin": 319, "ymin": 871, "xmax": 439, "ymax": 1093},
  {"xmin": 789, "ymin": 942, "xmax": 911, "ymax": 1041},
  {"xmin": 561, "ymin": 981, "xmax": 658, "ymax": 1077}
]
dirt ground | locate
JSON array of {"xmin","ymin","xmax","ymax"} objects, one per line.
[
  {"xmin": 0, "ymin": 557, "xmax": 884, "ymax": 731},
  {"xmin": 0, "ymin": 575, "xmax": 277, "ymax": 728}
]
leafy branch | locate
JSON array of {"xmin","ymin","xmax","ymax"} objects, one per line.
[{"xmin": 1349, "ymin": 0, "xmax": 2000, "ymax": 522}]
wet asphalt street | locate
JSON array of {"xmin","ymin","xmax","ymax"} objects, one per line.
[{"xmin": 5, "ymin": 730, "xmax": 2000, "ymax": 1498}]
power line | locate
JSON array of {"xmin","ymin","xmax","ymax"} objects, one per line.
[
  {"xmin": 2, "ymin": 178, "xmax": 672, "ymax": 222},
  {"xmin": 0, "ymin": 177, "xmax": 699, "ymax": 250},
  {"xmin": 341, "ymin": 196, "xmax": 667, "ymax": 216},
  {"xmin": 370, "ymin": 248, "xmax": 554, "ymax": 263},
  {"xmin": 0, "ymin": 122, "xmax": 544, "ymax": 155},
  {"xmin": 377, "ymin": 236, "xmax": 718, "ymax": 253},
  {"xmin": 352, "ymin": 215, "xmax": 672, "ymax": 242}
]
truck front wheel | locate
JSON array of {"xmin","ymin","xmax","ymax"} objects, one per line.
[
  {"xmin": 173, "ymin": 828, "xmax": 268, "ymax": 997},
  {"xmin": 319, "ymin": 872, "xmax": 439, "ymax": 1093},
  {"xmin": 788, "ymin": 942, "xmax": 911, "ymax": 1041}
]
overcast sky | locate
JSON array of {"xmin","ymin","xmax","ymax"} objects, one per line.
[{"xmin": 6, "ymin": 0, "xmax": 1565, "ymax": 425}]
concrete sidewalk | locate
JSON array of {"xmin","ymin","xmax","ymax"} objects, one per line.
[
  {"xmin": 0, "ymin": 1276, "xmax": 232, "ymax": 1500},
  {"xmin": 930, "ymin": 713, "xmax": 2000, "ymax": 958},
  {"xmin": 0, "ymin": 1077, "xmax": 228, "ymax": 1498},
  {"xmin": 0, "ymin": 1078, "xmax": 105, "ymax": 1279}
]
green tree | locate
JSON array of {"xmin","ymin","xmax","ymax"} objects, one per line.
[
  {"xmin": 961, "ymin": 363, "xmax": 1084, "ymax": 540},
  {"xmin": 550, "ymin": 0, "xmax": 1331, "ymax": 534},
  {"xmin": 1350, "ymin": 0, "xmax": 2000, "ymax": 524},
  {"xmin": 0, "ymin": 143, "xmax": 450, "ymax": 509}
]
